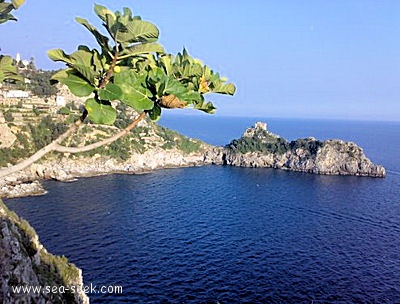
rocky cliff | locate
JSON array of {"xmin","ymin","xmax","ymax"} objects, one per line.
[
  {"xmin": 204, "ymin": 122, "xmax": 386, "ymax": 177},
  {"xmin": 0, "ymin": 199, "xmax": 89, "ymax": 304}
]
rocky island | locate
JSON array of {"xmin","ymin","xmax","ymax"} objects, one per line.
[{"xmin": 206, "ymin": 122, "xmax": 386, "ymax": 177}]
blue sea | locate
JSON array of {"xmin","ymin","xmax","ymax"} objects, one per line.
[{"xmin": 5, "ymin": 116, "xmax": 400, "ymax": 303}]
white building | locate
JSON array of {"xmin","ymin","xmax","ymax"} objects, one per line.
[
  {"xmin": 255, "ymin": 122, "xmax": 267, "ymax": 130},
  {"xmin": 5, "ymin": 90, "xmax": 29, "ymax": 98},
  {"xmin": 56, "ymin": 95, "xmax": 66, "ymax": 107}
]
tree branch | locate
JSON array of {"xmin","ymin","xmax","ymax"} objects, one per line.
[
  {"xmin": 99, "ymin": 50, "xmax": 119, "ymax": 89},
  {"xmin": 0, "ymin": 50, "xmax": 140, "ymax": 179},
  {"xmin": 53, "ymin": 111, "xmax": 146, "ymax": 153},
  {"xmin": 0, "ymin": 111, "xmax": 145, "ymax": 179}
]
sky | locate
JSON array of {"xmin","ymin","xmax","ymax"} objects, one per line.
[{"xmin": 1, "ymin": 0, "xmax": 399, "ymax": 121}]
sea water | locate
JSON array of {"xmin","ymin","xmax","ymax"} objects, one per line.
[{"xmin": 5, "ymin": 116, "xmax": 400, "ymax": 303}]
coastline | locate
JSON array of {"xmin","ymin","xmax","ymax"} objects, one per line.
[
  {"xmin": 1, "ymin": 120, "xmax": 387, "ymax": 200},
  {"xmin": 0, "ymin": 148, "xmax": 212, "ymax": 199},
  {"xmin": 1, "ymin": 145, "xmax": 386, "ymax": 200}
]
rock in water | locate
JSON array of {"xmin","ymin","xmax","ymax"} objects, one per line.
[{"xmin": 207, "ymin": 122, "xmax": 386, "ymax": 177}]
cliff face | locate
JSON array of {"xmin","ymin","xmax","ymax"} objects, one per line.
[
  {"xmin": 0, "ymin": 199, "xmax": 89, "ymax": 304},
  {"xmin": 205, "ymin": 123, "xmax": 386, "ymax": 177}
]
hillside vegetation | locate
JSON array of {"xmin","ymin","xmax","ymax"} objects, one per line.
[
  {"xmin": 0, "ymin": 101, "xmax": 205, "ymax": 168},
  {"xmin": 226, "ymin": 126, "xmax": 324, "ymax": 155}
]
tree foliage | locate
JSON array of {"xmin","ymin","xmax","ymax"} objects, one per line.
[
  {"xmin": 0, "ymin": 0, "xmax": 24, "ymax": 82},
  {"xmin": 0, "ymin": 54, "xmax": 22, "ymax": 83},
  {"xmin": 227, "ymin": 131, "xmax": 324, "ymax": 156},
  {"xmin": 48, "ymin": 4, "xmax": 236, "ymax": 125},
  {"xmin": 0, "ymin": 0, "xmax": 23, "ymax": 24},
  {"xmin": 21, "ymin": 69, "xmax": 58, "ymax": 97},
  {"xmin": 228, "ymin": 135, "xmax": 290, "ymax": 155},
  {"xmin": 0, "ymin": 3, "xmax": 236, "ymax": 178}
]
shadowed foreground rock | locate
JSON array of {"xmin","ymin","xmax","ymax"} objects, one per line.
[{"xmin": 0, "ymin": 199, "xmax": 89, "ymax": 304}]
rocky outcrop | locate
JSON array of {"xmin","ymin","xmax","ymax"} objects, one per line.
[
  {"xmin": 204, "ymin": 122, "xmax": 386, "ymax": 177},
  {"xmin": 28, "ymin": 148, "xmax": 209, "ymax": 180},
  {"xmin": 0, "ymin": 199, "xmax": 89, "ymax": 304},
  {"xmin": 0, "ymin": 179, "xmax": 45, "ymax": 199},
  {"xmin": 0, "ymin": 147, "xmax": 210, "ymax": 198}
]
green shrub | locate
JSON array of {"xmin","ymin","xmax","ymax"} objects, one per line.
[
  {"xmin": 57, "ymin": 106, "xmax": 71, "ymax": 115},
  {"xmin": 177, "ymin": 137, "xmax": 201, "ymax": 154},
  {"xmin": 32, "ymin": 106, "xmax": 41, "ymax": 116},
  {"xmin": 4, "ymin": 109, "xmax": 14, "ymax": 122},
  {"xmin": 65, "ymin": 101, "xmax": 78, "ymax": 111},
  {"xmin": 21, "ymin": 69, "xmax": 58, "ymax": 97},
  {"xmin": 289, "ymin": 138, "xmax": 323, "ymax": 155},
  {"xmin": 227, "ymin": 135, "xmax": 289, "ymax": 155},
  {"xmin": 29, "ymin": 115, "xmax": 68, "ymax": 150}
]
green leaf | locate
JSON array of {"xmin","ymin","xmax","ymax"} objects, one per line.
[
  {"xmin": 123, "ymin": 7, "xmax": 133, "ymax": 20},
  {"xmin": 160, "ymin": 54, "xmax": 173, "ymax": 75},
  {"xmin": 94, "ymin": 4, "xmax": 115, "ymax": 24},
  {"xmin": 75, "ymin": 17, "xmax": 110, "ymax": 50},
  {"xmin": 147, "ymin": 67, "xmax": 167, "ymax": 95},
  {"xmin": 48, "ymin": 48, "xmax": 98, "ymax": 84},
  {"xmin": 85, "ymin": 98, "xmax": 117, "ymax": 125},
  {"xmin": 0, "ymin": 55, "xmax": 22, "ymax": 82},
  {"xmin": 212, "ymin": 82, "xmax": 236, "ymax": 95},
  {"xmin": 51, "ymin": 69, "xmax": 94, "ymax": 97},
  {"xmin": 0, "ymin": 2, "xmax": 17, "ymax": 23},
  {"xmin": 194, "ymin": 99, "xmax": 217, "ymax": 114},
  {"xmin": 162, "ymin": 77, "xmax": 188, "ymax": 99},
  {"xmin": 91, "ymin": 49, "xmax": 107, "ymax": 74},
  {"xmin": 98, "ymin": 83, "xmax": 122, "ymax": 101},
  {"xmin": 182, "ymin": 62, "xmax": 203, "ymax": 78},
  {"xmin": 180, "ymin": 91, "xmax": 202, "ymax": 104},
  {"xmin": 114, "ymin": 70, "xmax": 154, "ymax": 111},
  {"xmin": 70, "ymin": 49, "xmax": 99, "ymax": 83},
  {"xmin": 147, "ymin": 103, "xmax": 161, "ymax": 121},
  {"xmin": 0, "ymin": 2, "xmax": 12, "ymax": 13},
  {"xmin": 121, "ymin": 42, "xmax": 164, "ymax": 57},
  {"xmin": 47, "ymin": 49, "xmax": 74, "ymax": 65},
  {"xmin": 115, "ymin": 19, "xmax": 159, "ymax": 43}
]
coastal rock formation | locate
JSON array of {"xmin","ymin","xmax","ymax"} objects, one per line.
[
  {"xmin": 0, "ymin": 147, "xmax": 209, "ymax": 198},
  {"xmin": 205, "ymin": 122, "xmax": 386, "ymax": 177},
  {"xmin": 0, "ymin": 199, "xmax": 89, "ymax": 304},
  {"xmin": 27, "ymin": 148, "xmax": 208, "ymax": 181},
  {"xmin": 0, "ymin": 180, "xmax": 45, "ymax": 199}
]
